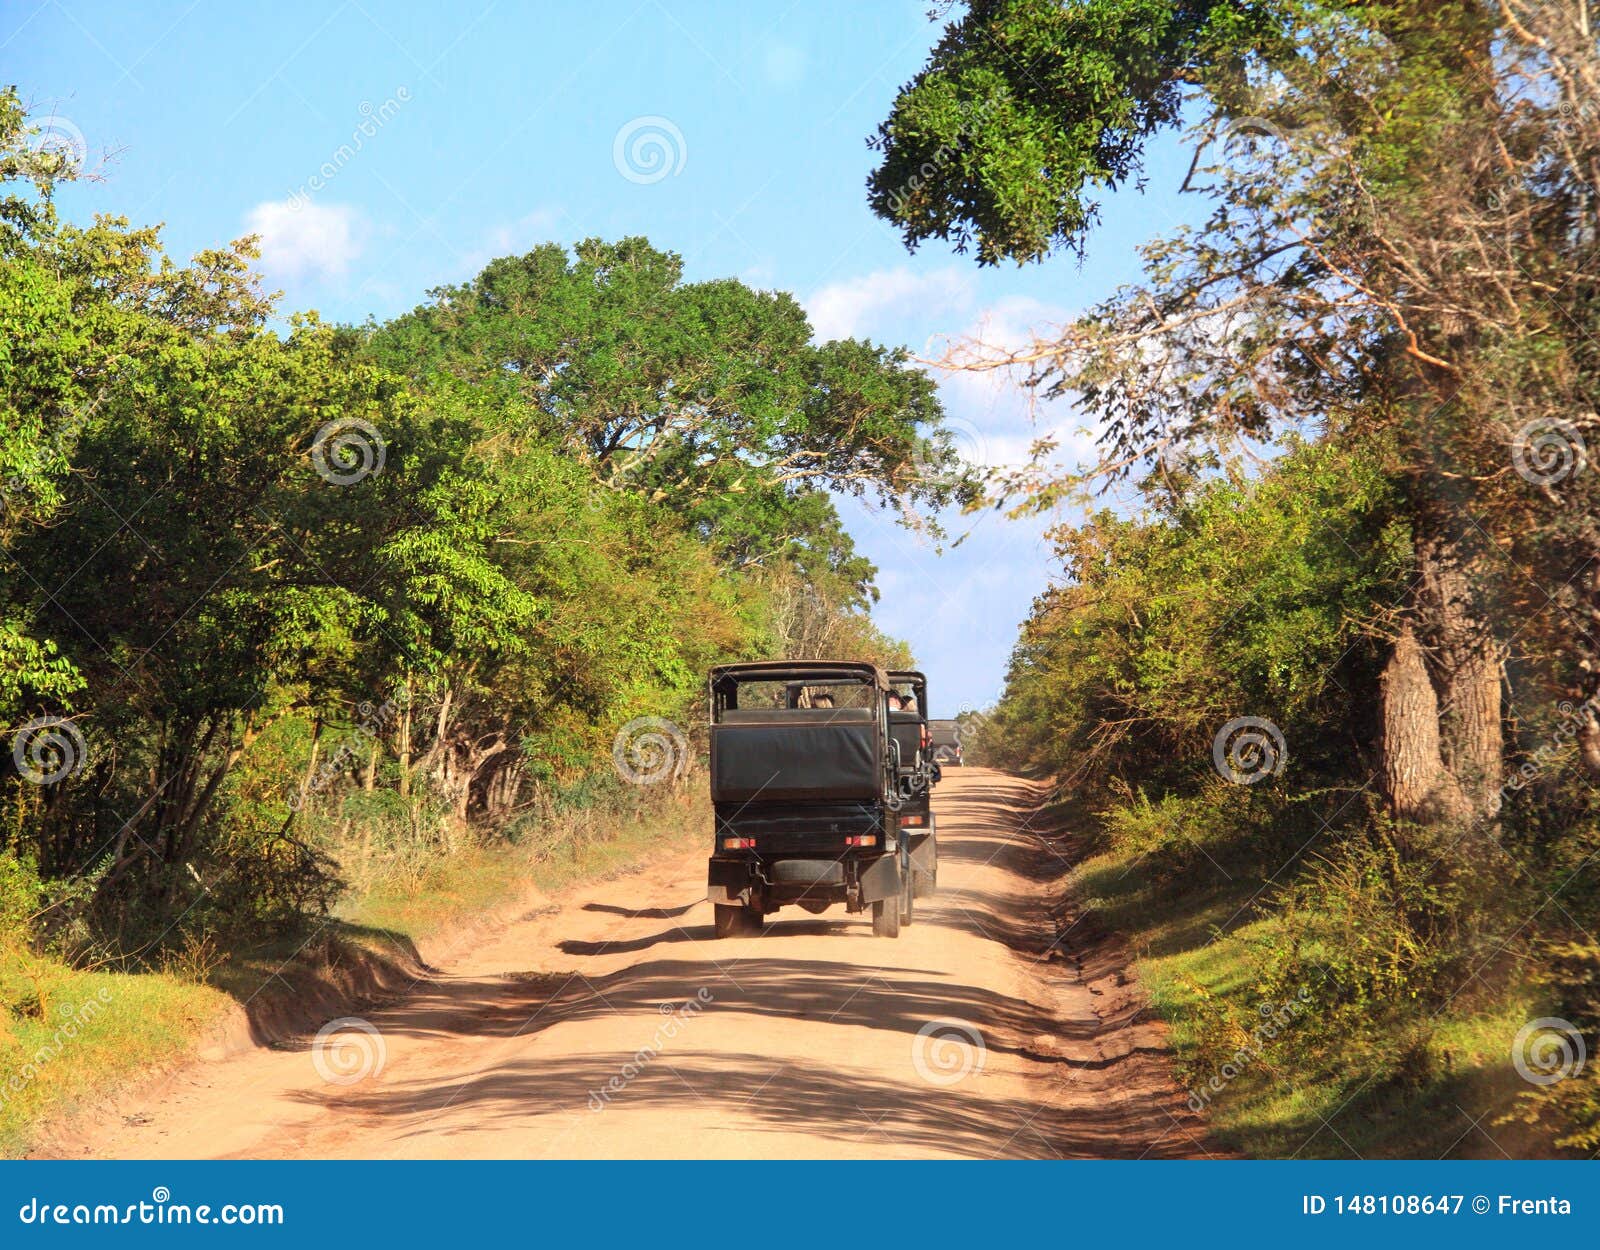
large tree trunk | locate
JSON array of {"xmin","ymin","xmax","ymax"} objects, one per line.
[
  {"xmin": 1380, "ymin": 516, "xmax": 1504, "ymax": 826},
  {"xmin": 396, "ymin": 675, "xmax": 414, "ymax": 797},
  {"xmin": 1380, "ymin": 624, "xmax": 1468, "ymax": 822},
  {"xmin": 1566, "ymin": 550, "xmax": 1600, "ymax": 781},
  {"xmin": 1580, "ymin": 716, "xmax": 1600, "ymax": 780},
  {"xmin": 1415, "ymin": 528, "xmax": 1503, "ymax": 821}
]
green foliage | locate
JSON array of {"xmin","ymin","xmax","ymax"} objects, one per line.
[
  {"xmin": 1098, "ymin": 779, "xmax": 1269, "ymax": 883},
  {"xmin": 0, "ymin": 88, "xmax": 928, "ymax": 978},
  {"xmin": 1506, "ymin": 941, "xmax": 1600, "ymax": 1151},
  {"xmin": 365, "ymin": 236, "xmax": 966, "ymax": 520},
  {"xmin": 1241, "ymin": 820, "xmax": 1505, "ymax": 1081},
  {"xmin": 0, "ymin": 850, "xmax": 42, "ymax": 946},
  {"xmin": 868, "ymin": 0, "xmax": 1276, "ymax": 263},
  {"xmin": 987, "ymin": 438, "xmax": 1404, "ymax": 789},
  {"xmin": 878, "ymin": 0, "xmax": 1600, "ymax": 1155}
]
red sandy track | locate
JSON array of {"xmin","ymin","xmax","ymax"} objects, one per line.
[{"xmin": 74, "ymin": 768, "xmax": 1211, "ymax": 1160}]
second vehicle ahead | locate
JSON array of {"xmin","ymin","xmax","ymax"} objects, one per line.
[
  {"xmin": 887, "ymin": 669, "xmax": 939, "ymax": 902},
  {"xmin": 929, "ymin": 719, "xmax": 963, "ymax": 767}
]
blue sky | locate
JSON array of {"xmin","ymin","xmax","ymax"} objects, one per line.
[{"xmin": 8, "ymin": 0, "xmax": 1200, "ymax": 712}]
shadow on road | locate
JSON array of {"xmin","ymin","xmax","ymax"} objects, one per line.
[{"xmin": 295, "ymin": 1043, "xmax": 1196, "ymax": 1159}]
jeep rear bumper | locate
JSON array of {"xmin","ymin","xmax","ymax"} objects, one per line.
[{"xmin": 708, "ymin": 850, "xmax": 904, "ymax": 911}]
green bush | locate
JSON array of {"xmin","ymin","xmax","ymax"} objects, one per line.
[
  {"xmin": 1228, "ymin": 820, "xmax": 1505, "ymax": 1088},
  {"xmin": 1098, "ymin": 780, "xmax": 1273, "ymax": 882},
  {"xmin": 1504, "ymin": 941, "xmax": 1600, "ymax": 1151},
  {"xmin": 0, "ymin": 851, "xmax": 43, "ymax": 947}
]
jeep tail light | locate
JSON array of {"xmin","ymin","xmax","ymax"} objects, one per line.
[
  {"xmin": 900, "ymin": 815, "xmax": 926, "ymax": 827},
  {"xmin": 844, "ymin": 834, "xmax": 877, "ymax": 847},
  {"xmin": 722, "ymin": 837, "xmax": 756, "ymax": 850}
]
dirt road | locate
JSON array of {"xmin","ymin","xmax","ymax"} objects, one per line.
[{"xmin": 73, "ymin": 768, "xmax": 1210, "ymax": 1159}]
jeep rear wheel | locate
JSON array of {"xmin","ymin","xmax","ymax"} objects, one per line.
[{"xmin": 871, "ymin": 896, "xmax": 900, "ymax": 938}]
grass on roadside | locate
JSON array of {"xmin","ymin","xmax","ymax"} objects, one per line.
[
  {"xmin": 1067, "ymin": 804, "xmax": 1549, "ymax": 1159},
  {"xmin": 0, "ymin": 953, "xmax": 232, "ymax": 1157}
]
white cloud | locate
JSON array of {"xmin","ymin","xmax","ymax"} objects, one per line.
[
  {"xmin": 805, "ymin": 265, "xmax": 1099, "ymax": 481},
  {"xmin": 808, "ymin": 270, "xmax": 1096, "ymax": 705},
  {"xmin": 838, "ymin": 490, "xmax": 1057, "ymax": 712},
  {"xmin": 806, "ymin": 266, "xmax": 976, "ymax": 343},
  {"xmin": 932, "ymin": 295, "xmax": 1065, "ymax": 414},
  {"xmin": 821, "ymin": 294, "xmax": 1073, "ymax": 710},
  {"xmin": 929, "ymin": 295, "xmax": 1100, "ymax": 473},
  {"xmin": 459, "ymin": 207, "xmax": 568, "ymax": 275},
  {"xmin": 739, "ymin": 261, "xmax": 777, "ymax": 289},
  {"xmin": 245, "ymin": 199, "xmax": 364, "ymax": 282}
]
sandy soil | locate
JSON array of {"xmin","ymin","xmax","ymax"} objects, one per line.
[{"xmin": 69, "ymin": 768, "xmax": 1213, "ymax": 1160}]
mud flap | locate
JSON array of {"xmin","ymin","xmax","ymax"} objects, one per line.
[
  {"xmin": 909, "ymin": 820, "xmax": 938, "ymax": 898},
  {"xmin": 857, "ymin": 851, "xmax": 904, "ymax": 904},
  {"xmin": 707, "ymin": 857, "xmax": 755, "ymax": 907}
]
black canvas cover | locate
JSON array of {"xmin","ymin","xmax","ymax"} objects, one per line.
[
  {"xmin": 711, "ymin": 720, "xmax": 879, "ymax": 803},
  {"xmin": 888, "ymin": 710, "xmax": 921, "ymax": 773},
  {"xmin": 929, "ymin": 719, "xmax": 960, "ymax": 748},
  {"xmin": 722, "ymin": 708, "xmax": 874, "ymax": 725}
]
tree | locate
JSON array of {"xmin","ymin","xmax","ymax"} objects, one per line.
[
  {"xmin": 986, "ymin": 439, "xmax": 1403, "ymax": 788},
  {"xmin": 0, "ymin": 90, "xmax": 115, "ymax": 726},
  {"xmin": 0, "ymin": 90, "xmax": 925, "ymax": 955},
  {"xmin": 386, "ymin": 382, "xmax": 758, "ymax": 821},
  {"xmin": 364, "ymin": 236, "xmax": 968, "ymax": 515},
  {"xmin": 867, "ymin": 0, "xmax": 1264, "ymax": 264},
  {"xmin": 870, "ymin": 0, "xmax": 1600, "ymax": 827}
]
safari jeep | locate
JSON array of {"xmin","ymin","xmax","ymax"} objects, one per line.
[
  {"xmin": 705, "ymin": 661, "xmax": 913, "ymax": 939},
  {"xmin": 887, "ymin": 669, "xmax": 939, "ymax": 901},
  {"xmin": 929, "ymin": 719, "xmax": 963, "ymax": 766}
]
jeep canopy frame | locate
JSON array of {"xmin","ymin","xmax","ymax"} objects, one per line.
[{"xmin": 710, "ymin": 660, "xmax": 891, "ymax": 715}]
